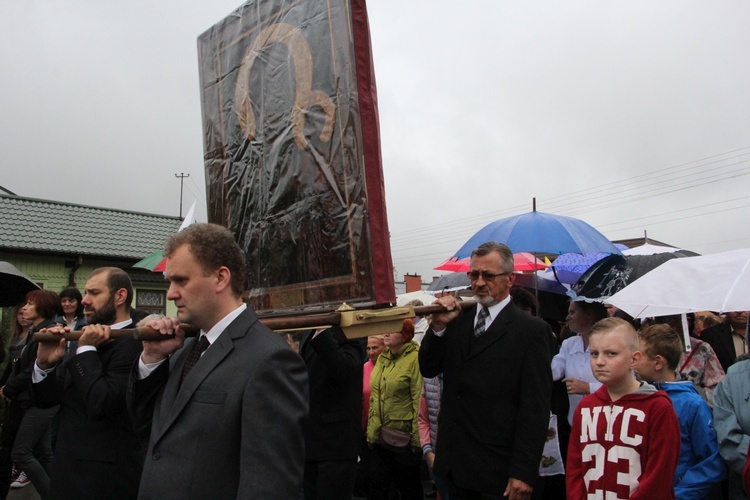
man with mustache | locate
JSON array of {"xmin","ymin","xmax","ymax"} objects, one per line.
[
  {"xmin": 419, "ymin": 242, "xmax": 553, "ymax": 500},
  {"xmin": 33, "ymin": 267, "xmax": 144, "ymax": 500}
]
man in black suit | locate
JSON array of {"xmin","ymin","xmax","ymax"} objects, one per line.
[
  {"xmin": 420, "ymin": 242, "xmax": 553, "ymax": 500},
  {"xmin": 33, "ymin": 267, "xmax": 144, "ymax": 500},
  {"xmin": 299, "ymin": 326, "xmax": 364, "ymax": 499},
  {"xmin": 129, "ymin": 223, "xmax": 308, "ymax": 499},
  {"xmin": 699, "ymin": 311, "xmax": 749, "ymax": 373}
]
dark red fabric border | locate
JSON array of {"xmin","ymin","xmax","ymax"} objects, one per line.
[{"xmin": 351, "ymin": 0, "xmax": 395, "ymax": 306}]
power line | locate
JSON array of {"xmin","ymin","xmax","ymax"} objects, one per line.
[
  {"xmin": 390, "ymin": 148, "xmax": 750, "ymax": 246},
  {"xmin": 188, "ymin": 175, "xmax": 208, "ymax": 205},
  {"xmin": 389, "ymin": 146, "xmax": 750, "ymax": 273}
]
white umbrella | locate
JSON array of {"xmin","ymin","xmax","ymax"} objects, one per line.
[
  {"xmin": 622, "ymin": 243, "xmax": 683, "ymax": 256},
  {"xmin": 396, "ymin": 291, "xmax": 436, "ymax": 344},
  {"xmin": 396, "ymin": 291, "xmax": 437, "ymax": 307},
  {"xmin": 608, "ymin": 248, "xmax": 750, "ymax": 318}
]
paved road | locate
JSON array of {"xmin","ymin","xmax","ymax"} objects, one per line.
[
  {"xmin": 7, "ymin": 484, "xmax": 40, "ymax": 500},
  {"xmin": 5, "ymin": 477, "xmax": 436, "ymax": 499}
]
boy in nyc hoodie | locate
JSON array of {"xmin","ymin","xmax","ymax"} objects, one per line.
[{"xmin": 567, "ymin": 318, "xmax": 681, "ymax": 499}]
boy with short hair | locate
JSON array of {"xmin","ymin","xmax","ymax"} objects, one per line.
[
  {"xmin": 636, "ymin": 323, "xmax": 726, "ymax": 499},
  {"xmin": 566, "ymin": 317, "xmax": 681, "ymax": 499}
]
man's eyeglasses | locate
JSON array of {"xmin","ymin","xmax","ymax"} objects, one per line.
[{"xmin": 467, "ymin": 271, "xmax": 512, "ymax": 282}]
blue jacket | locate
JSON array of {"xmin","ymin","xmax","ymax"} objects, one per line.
[{"xmin": 657, "ymin": 379, "xmax": 726, "ymax": 499}]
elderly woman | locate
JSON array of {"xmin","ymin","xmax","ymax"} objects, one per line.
[
  {"xmin": 362, "ymin": 335, "xmax": 385, "ymax": 430},
  {"xmin": 551, "ymin": 300, "xmax": 609, "ymax": 425},
  {"xmin": 367, "ymin": 319, "xmax": 423, "ymax": 500},
  {"xmin": 355, "ymin": 335, "xmax": 386, "ymax": 497}
]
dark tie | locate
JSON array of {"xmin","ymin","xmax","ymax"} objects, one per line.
[
  {"xmin": 474, "ymin": 307, "xmax": 490, "ymax": 337},
  {"xmin": 181, "ymin": 335, "xmax": 210, "ymax": 384}
]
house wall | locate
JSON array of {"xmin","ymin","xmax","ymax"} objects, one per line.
[{"xmin": 1, "ymin": 251, "xmax": 175, "ymax": 316}]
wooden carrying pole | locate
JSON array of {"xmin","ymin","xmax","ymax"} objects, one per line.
[{"xmin": 33, "ymin": 300, "xmax": 475, "ymax": 342}]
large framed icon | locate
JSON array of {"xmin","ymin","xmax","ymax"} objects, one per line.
[{"xmin": 198, "ymin": 0, "xmax": 394, "ymax": 314}]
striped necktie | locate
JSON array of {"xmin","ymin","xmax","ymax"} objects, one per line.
[{"xmin": 474, "ymin": 306, "xmax": 490, "ymax": 337}]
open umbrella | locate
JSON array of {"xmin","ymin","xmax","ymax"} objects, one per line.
[
  {"xmin": 132, "ymin": 202, "xmax": 196, "ymax": 272},
  {"xmin": 513, "ymin": 271, "xmax": 570, "ymax": 295},
  {"xmin": 449, "ymin": 203, "xmax": 620, "ymax": 297},
  {"xmin": 436, "ymin": 253, "xmax": 548, "ymax": 273},
  {"xmin": 396, "ymin": 291, "xmax": 437, "ymax": 307},
  {"xmin": 0, "ymin": 261, "xmax": 41, "ymax": 307},
  {"xmin": 622, "ymin": 243, "xmax": 698, "ymax": 258},
  {"xmin": 622, "ymin": 243, "xmax": 683, "ymax": 256},
  {"xmin": 608, "ymin": 248, "xmax": 750, "ymax": 318},
  {"xmin": 573, "ymin": 252, "xmax": 697, "ymax": 301},
  {"xmin": 548, "ymin": 252, "xmax": 612, "ymax": 285},
  {"xmin": 452, "ymin": 208, "xmax": 621, "ymax": 259},
  {"xmin": 133, "ymin": 250, "xmax": 167, "ymax": 272},
  {"xmin": 426, "ymin": 273, "xmax": 471, "ymax": 294}
]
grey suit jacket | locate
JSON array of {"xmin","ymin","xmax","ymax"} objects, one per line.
[{"xmin": 129, "ymin": 307, "xmax": 309, "ymax": 500}]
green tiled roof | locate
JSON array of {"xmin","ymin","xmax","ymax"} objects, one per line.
[{"xmin": 0, "ymin": 194, "xmax": 181, "ymax": 260}]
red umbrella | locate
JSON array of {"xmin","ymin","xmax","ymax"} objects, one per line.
[
  {"xmin": 132, "ymin": 203, "xmax": 196, "ymax": 273},
  {"xmin": 435, "ymin": 253, "xmax": 548, "ymax": 273},
  {"xmin": 133, "ymin": 250, "xmax": 167, "ymax": 272}
]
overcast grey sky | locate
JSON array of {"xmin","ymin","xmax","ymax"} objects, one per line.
[{"xmin": 2, "ymin": 1, "xmax": 749, "ymax": 281}]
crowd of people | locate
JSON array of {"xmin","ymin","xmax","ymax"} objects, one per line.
[{"xmin": 1, "ymin": 227, "xmax": 749, "ymax": 500}]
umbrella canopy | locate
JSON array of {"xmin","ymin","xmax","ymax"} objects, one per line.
[
  {"xmin": 453, "ymin": 210, "xmax": 622, "ymax": 259},
  {"xmin": 396, "ymin": 291, "xmax": 437, "ymax": 307},
  {"xmin": 133, "ymin": 250, "xmax": 167, "ymax": 272},
  {"xmin": 549, "ymin": 252, "xmax": 612, "ymax": 285},
  {"xmin": 132, "ymin": 201, "xmax": 197, "ymax": 273},
  {"xmin": 622, "ymin": 243, "xmax": 698, "ymax": 257},
  {"xmin": 608, "ymin": 248, "xmax": 750, "ymax": 318},
  {"xmin": 513, "ymin": 271, "xmax": 570, "ymax": 295},
  {"xmin": 573, "ymin": 253, "xmax": 694, "ymax": 301},
  {"xmin": 623, "ymin": 243, "xmax": 679, "ymax": 256},
  {"xmin": 426, "ymin": 272, "xmax": 471, "ymax": 293},
  {"xmin": 0, "ymin": 261, "xmax": 41, "ymax": 307},
  {"xmin": 435, "ymin": 253, "xmax": 548, "ymax": 273}
]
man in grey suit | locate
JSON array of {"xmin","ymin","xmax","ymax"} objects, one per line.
[{"xmin": 128, "ymin": 223, "xmax": 308, "ymax": 499}]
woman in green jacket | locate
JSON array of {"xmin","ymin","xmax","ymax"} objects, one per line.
[{"xmin": 366, "ymin": 319, "xmax": 423, "ymax": 500}]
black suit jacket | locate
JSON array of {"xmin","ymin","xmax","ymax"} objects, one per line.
[
  {"xmin": 700, "ymin": 322, "xmax": 739, "ymax": 373},
  {"xmin": 419, "ymin": 302, "xmax": 553, "ymax": 493},
  {"xmin": 33, "ymin": 322, "xmax": 144, "ymax": 500},
  {"xmin": 129, "ymin": 307, "xmax": 309, "ymax": 500},
  {"xmin": 299, "ymin": 327, "xmax": 364, "ymax": 461}
]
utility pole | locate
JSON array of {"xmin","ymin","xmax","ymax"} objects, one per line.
[{"xmin": 175, "ymin": 173, "xmax": 190, "ymax": 218}]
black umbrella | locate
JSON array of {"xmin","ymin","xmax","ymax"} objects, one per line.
[
  {"xmin": 427, "ymin": 272, "xmax": 471, "ymax": 293},
  {"xmin": 572, "ymin": 251, "xmax": 698, "ymax": 300},
  {"xmin": 0, "ymin": 261, "xmax": 40, "ymax": 307}
]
